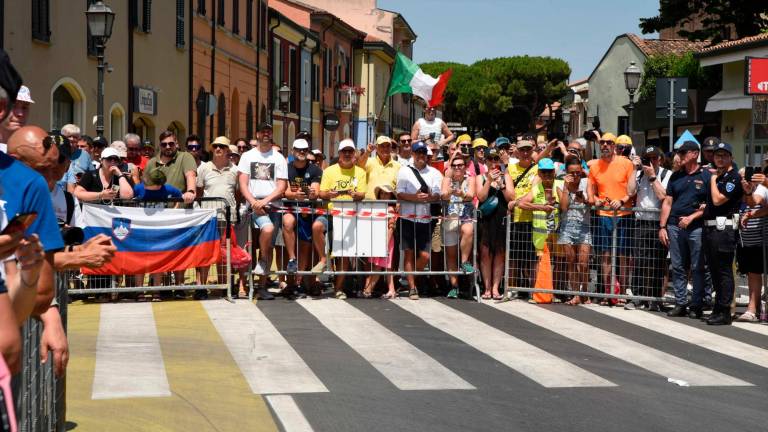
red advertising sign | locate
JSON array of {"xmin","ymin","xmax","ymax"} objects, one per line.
[{"xmin": 745, "ymin": 57, "xmax": 768, "ymax": 95}]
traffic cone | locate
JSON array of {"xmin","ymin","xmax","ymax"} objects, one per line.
[{"xmin": 533, "ymin": 243, "xmax": 553, "ymax": 304}]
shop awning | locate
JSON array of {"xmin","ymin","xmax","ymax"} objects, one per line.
[{"xmin": 704, "ymin": 89, "xmax": 752, "ymax": 112}]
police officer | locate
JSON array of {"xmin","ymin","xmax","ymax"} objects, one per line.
[{"xmin": 701, "ymin": 142, "xmax": 743, "ymax": 325}]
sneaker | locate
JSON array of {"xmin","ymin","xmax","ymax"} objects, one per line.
[
  {"xmin": 257, "ymin": 287, "xmax": 275, "ymax": 300},
  {"xmin": 334, "ymin": 291, "xmax": 347, "ymax": 300},
  {"xmin": 286, "ymin": 258, "xmax": 298, "ymax": 274},
  {"xmin": 461, "ymin": 262, "xmax": 475, "ymax": 273},
  {"xmin": 311, "ymin": 261, "xmax": 326, "ymax": 274},
  {"xmin": 408, "ymin": 289, "xmax": 420, "ymax": 300},
  {"xmin": 252, "ymin": 260, "xmax": 267, "ymax": 276},
  {"xmin": 624, "ymin": 301, "xmax": 637, "ymax": 310},
  {"xmin": 648, "ymin": 302, "xmax": 663, "ymax": 312},
  {"xmin": 446, "ymin": 287, "xmax": 459, "ymax": 299}
]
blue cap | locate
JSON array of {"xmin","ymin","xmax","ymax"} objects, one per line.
[
  {"xmin": 538, "ymin": 158, "xmax": 555, "ymax": 170},
  {"xmin": 713, "ymin": 141, "xmax": 733, "ymax": 155},
  {"xmin": 412, "ymin": 140, "xmax": 428, "ymax": 153},
  {"xmin": 495, "ymin": 137, "xmax": 511, "ymax": 148}
]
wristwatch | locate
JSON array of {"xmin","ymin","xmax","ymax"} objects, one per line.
[{"xmin": 648, "ymin": 176, "xmax": 657, "ymax": 182}]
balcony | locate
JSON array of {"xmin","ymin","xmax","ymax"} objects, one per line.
[{"xmin": 335, "ymin": 86, "xmax": 360, "ymax": 112}]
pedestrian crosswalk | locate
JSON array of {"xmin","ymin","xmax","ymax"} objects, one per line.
[{"xmin": 71, "ymin": 297, "xmax": 768, "ymax": 430}]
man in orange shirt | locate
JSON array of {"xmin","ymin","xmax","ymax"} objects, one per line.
[{"xmin": 587, "ymin": 132, "xmax": 637, "ymax": 303}]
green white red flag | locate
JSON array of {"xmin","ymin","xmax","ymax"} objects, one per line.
[{"xmin": 386, "ymin": 53, "xmax": 452, "ymax": 108}]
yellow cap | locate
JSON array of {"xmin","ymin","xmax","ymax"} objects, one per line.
[
  {"xmin": 616, "ymin": 134, "xmax": 632, "ymax": 145},
  {"xmin": 600, "ymin": 132, "xmax": 617, "ymax": 142},
  {"xmin": 472, "ymin": 138, "xmax": 488, "ymax": 148},
  {"xmin": 456, "ymin": 134, "xmax": 472, "ymax": 145},
  {"xmin": 376, "ymin": 135, "xmax": 393, "ymax": 145},
  {"xmin": 212, "ymin": 136, "xmax": 231, "ymax": 146}
]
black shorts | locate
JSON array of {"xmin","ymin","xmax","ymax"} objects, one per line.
[
  {"xmin": 511, "ymin": 222, "xmax": 536, "ymax": 265},
  {"xmin": 737, "ymin": 244, "xmax": 765, "ymax": 275},
  {"xmin": 399, "ymin": 219, "xmax": 431, "ymax": 253}
]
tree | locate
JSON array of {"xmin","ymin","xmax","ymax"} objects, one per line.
[
  {"xmin": 420, "ymin": 56, "xmax": 571, "ymax": 137},
  {"xmin": 640, "ymin": 0, "xmax": 768, "ymax": 44},
  {"xmin": 637, "ymin": 52, "xmax": 721, "ymax": 102}
]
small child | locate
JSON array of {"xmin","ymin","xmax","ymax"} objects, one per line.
[{"xmin": 362, "ymin": 185, "xmax": 398, "ymax": 298}]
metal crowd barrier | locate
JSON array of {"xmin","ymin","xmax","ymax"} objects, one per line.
[
  {"xmin": 68, "ymin": 197, "xmax": 233, "ymax": 301},
  {"xmin": 245, "ymin": 199, "xmax": 481, "ymax": 300},
  {"xmin": 13, "ymin": 280, "xmax": 68, "ymax": 432},
  {"xmin": 504, "ymin": 205, "xmax": 674, "ymax": 304}
]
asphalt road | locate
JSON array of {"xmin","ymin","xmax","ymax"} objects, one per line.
[{"xmin": 67, "ymin": 297, "xmax": 768, "ymax": 432}]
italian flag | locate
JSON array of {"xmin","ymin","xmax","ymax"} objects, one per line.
[{"xmin": 386, "ymin": 53, "xmax": 452, "ymax": 108}]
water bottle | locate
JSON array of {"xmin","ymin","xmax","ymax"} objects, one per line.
[{"xmin": 760, "ymin": 300, "xmax": 767, "ymax": 322}]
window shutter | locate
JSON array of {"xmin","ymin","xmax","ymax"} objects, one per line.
[
  {"xmin": 175, "ymin": 0, "xmax": 185, "ymax": 48},
  {"xmin": 232, "ymin": 0, "xmax": 239, "ymax": 34},
  {"xmin": 197, "ymin": 0, "xmax": 206, "ymax": 15},
  {"xmin": 217, "ymin": 0, "xmax": 225, "ymax": 26},
  {"xmin": 142, "ymin": 0, "xmax": 152, "ymax": 33},
  {"xmin": 32, "ymin": 0, "xmax": 51, "ymax": 42},
  {"xmin": 245, "ymin": 0, "xmax": 253, "ymax": 42}
]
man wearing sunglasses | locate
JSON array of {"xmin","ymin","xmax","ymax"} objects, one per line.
[
  {"xmin": 358, "ymin": 135, "xmax": 401, "ymax": 199},
  {"xmin": 145, "ymin": 130, "xmax": 198, "ymax": 205},
  {"xmin": 185, "ymin": 135, "xmax": 204, "ymax": 167},
  {"xmin": 627, "ymin": 146, "xmax": 671, "ymax": 311},
  {"xmin": 396, "ymin": 132, "xmax": 414, "ymax": 166}
]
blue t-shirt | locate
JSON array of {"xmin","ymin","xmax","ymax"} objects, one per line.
[
  {"xmin": 0, "ymin": 152, "xmax": 64, "ymax": 252},
  {"xmin": 666, "ymin": 166, "xmax": 708, "ymax": 229},
  {"xmin": 134, "ymin": 183, "xmax": 183, "ymax": 200},
  {"xmin": 59, "ymin": 149, "xmax": 93, "ymax": 187}
]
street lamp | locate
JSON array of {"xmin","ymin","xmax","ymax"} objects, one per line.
[
  {"xmin": 85, "ymin": 1, "xmax": 115, "ymax": 139},
  {"xmin": 624, "ymin": 61, "xmax": 642, "ymax": 137},
  {"xmin": 278, "ymin": 82, "xmax": 291, "ymax": 153}
]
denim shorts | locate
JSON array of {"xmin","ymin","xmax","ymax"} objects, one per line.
[
  {"xmin": 252, "ymin": 211, "xmax": 282, "ymax": 245},
  {"xmin": 297, "ymin": 215, "xmax": 328, "ymax": 242},
  {"xmin": 594, "ymin": 215, "xmax": 633, "ymax": 253}
]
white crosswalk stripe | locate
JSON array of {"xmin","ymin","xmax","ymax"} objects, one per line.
[
  {"xmin": 92, "ymin": 303, "xmax": 171, "ymax": 399},
  {"xmin": 487, "ymin": 301, "xmax": 752, "ymax": 386},
  {"xmin": 731, "ymin": 321, "xmax": 768, "ymax": 337},
  {"xmin": 203, "ymin": 300, "xmax": 329, "ymax": 394},
  {"xmin": 266, "ymin": 395, "xmax": 315, "ymax": 432},
  {"xmin": 296, "ymin": 298, "xmax": 475, "ymax": 391},
  {"xmin": 393, "ymin": 299, "xmax": 616, "ymax": 388},
  {"xmin": 586, "ymin": 304, "xmax": 768, "ymax": 370}
]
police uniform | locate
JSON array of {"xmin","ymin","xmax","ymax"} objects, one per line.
[{"xmin": 701, "ymin": 142, "xmax": 743, "ymax": 325}]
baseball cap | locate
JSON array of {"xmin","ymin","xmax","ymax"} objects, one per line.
[
  {"xmin": 472, "ymin": 138, "xmax": 488, "ymax": 148},
  {"xmin": 412, "ymin": 141, "xmax": 428, "ymax": 153},
  {"xmin": 600, "ymin": 132, "xmax": 617, "ymax": 143},
  {"xmin": 212, "ymin": 136, "xmax": 231, "ymax": 146},
  {"xmin": 713, "ymin": 141, "xmax": 733, "ymax": 155},
  {"xmin": 376, "ymin": 135, "xmax": 393, "ymax": 146},
  {"xmin": 16, "ymin": 85, "xmax": 33, "ymax": 104},
  {"xmin": 616, "ymin": 134, "xmax": 632, "ymax": 145},
  {"xmin": 292, "ymin": 138, "xmax": 309, "ymax": 149},
  {"xmin": 643, "ymin": 146, "xmax": 662, "ymax": 156},
  {"xmin": 495, "ymin": 137, "xmax": 511, "ymax": 148},
  {"xmin": 521, "ymin": 133, "xmax": 536, "ymax": 142},
  {"xmin": 93, "ymin": 136, "xmax": 108, "ymax": 148},
  {"xmin": 109, "ymin": 141, "xmax": 128, "ymax": 158},
  {"xmin": 486, "ymin": 148, "xmax": 500, "ymax": 159},
  {"xmin": 676, "ymin": 141, "xmax": 700, "ymax": 153},
  {"xmin": 338, "ymin": 138, "xmax": 355, "ymax": 152},
  {"xmin": 517, "ymin": 140, "xmax": 533, "ymax": 149},
  {"xmin": 228, "ymin": 144, "xmax": 239, "ymax": 155},
  {"xmin": 100, "ymin": 147, "xmax": 121, "ymax": 160},
  {"xmin": 702, "ymin": 136, "xmax": 720, "ymax": 150},
  {"xmin": 312, "ymin": 149, "xmax": 324, "ymax": 158},
  {"xmin": 538, "ymin": 158, "xmax": 555, "ymax": 170},
  {"xmin": 456, "ymin": 134, "xmax": 472, "ymax": 145},
  {"xmin": 257, "ymin": 122, "xmax": 273, "ymax": 131}
]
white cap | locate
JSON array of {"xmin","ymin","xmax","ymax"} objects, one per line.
[
  {"xmin": 575, "ymin": 138, "xmax": 587, "ymax": 149},
  {"xmin": 16, "ymin": 86, "xmax": 34, "ymax": 104},
  {"xmin": 292, "ymin": 138, "xmax": 309, "ymax": 150},
  {"xmin": 338, "ymin": 139, "xmax": 355, "ymax": 152},
  {"xmin": 100, "ymin": 147, "xmax": 121, "ymax": 160}
]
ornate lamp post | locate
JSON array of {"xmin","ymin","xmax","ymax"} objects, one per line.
[
  {"xmin": 278, "ymin": 82, "xmax": 291, "ymax": 153},
  {"xmin": 85, "ymin": 1, "xmax": 115, "ymax": 139},
  {"xmin": 624, "ymin": 61, "xmax": 642, "ymax": 136}
]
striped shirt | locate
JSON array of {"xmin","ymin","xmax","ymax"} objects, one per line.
[{"xmin": 740, "ymin": 184, "xmax": 768, "ymax": 247}]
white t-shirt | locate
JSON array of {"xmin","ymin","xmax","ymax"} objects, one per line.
[
  {"xmin": 396, "ymin": 164, "xmax": 442, "ymax": 223},
  {"xmin": 416, "ymin": 117, "xmax": 445, "ymax": 142},
  {"xmin": 52, "ymin": 183, "xmax": 84, "ymax": 227},
  {"xmin": 635, "ymin": 167, "xmax": 672, "ymax": 221},
  {"xmin": 237, "ymin": 148, "xmax": 288, "ymax": 200}
]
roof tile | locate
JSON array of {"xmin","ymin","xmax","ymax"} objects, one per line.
[
  {"xmin": 626, "ymin": 33, "xmax": 709, "ymax": 57},
  {"xmin": 697, "ymin": 32, "xmax": 768, "ymax": 55}
]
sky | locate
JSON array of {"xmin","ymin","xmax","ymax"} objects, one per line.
[{"xmin": 378, "ymin": 0, "xmax": 661, "ymax": 82}]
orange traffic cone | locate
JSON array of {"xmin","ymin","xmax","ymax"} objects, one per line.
[{"xmin": 533, "ymin": 242, "xmax": 553, "ymax": 304}]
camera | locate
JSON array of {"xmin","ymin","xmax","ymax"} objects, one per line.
[
  {"xmin": 58, "ymin": 219, "xmax": 84, "ymax": 246},
  {"xmin": 641, "ymin": 156, "xmax": 651, "ymax": 166}
]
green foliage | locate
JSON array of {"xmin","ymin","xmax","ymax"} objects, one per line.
[
  {"xmin": 637, "ymin": 52, "xmax": 721, "ymax": 101},
  {"xmin": 640, "ymin": 0, "xmax": 768, "ymax": 43},
  {"xmin": 419, "ymin": 56, "xmax": 571, "ymax": 136}
]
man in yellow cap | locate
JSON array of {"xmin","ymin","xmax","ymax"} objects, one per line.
[
  {"xmin": 506, "ymin": 137, "xmax": 539, "ymax": 295},
  {"xmin": 358, "ymin": 135, "xmax": 402, "ymax": 199},
  {"xmin": 615, "ymin": 134, "xmax": 634, "ymax": 158}
]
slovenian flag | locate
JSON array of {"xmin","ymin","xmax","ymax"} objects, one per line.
[
  {"xmin": 386, "ymin": 52, "xmax": 452, "ymax": 108},
  {"xmin": 81, "ymin": 204, "xmax": 221, "ymax": 275}
]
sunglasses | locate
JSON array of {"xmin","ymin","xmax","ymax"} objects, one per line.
[
  {"xmin": 212, "ymin": 144, "xmax": 228, "ymax": 150},
  {"xmin": 43, "ymin": 135, "xmax": 71, "ymax": 164},
  {"xmin": 295, "ymin": 148, "xmax": 309, "ymax": 153},
  {"xmin": 160, "ymin": 141, "xmax": 176, "ymax": 148},
  {"xmin": 400, "ymin": 139, "xmax": 412, "ymax": 143},
  {"xmin": 451, "ymin": 163, "xmax": 465, "ymax": 168},
  {"xmin": 187, "ymin": 145, "xmax": 201, "ymax": 151},
  {"xmin": 102, "ymin": 156, "xmax": 120, "ymax": 163},
  {"xmin": 599, "ymin": 140, "xmax": 615, "ymax": 145}
]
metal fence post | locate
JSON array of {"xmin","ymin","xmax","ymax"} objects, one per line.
[{"xmin": 610, "ymin": 208, "xmax": 618, "ymax": 300}]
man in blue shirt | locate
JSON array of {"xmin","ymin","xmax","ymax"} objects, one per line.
[{"xmin": 2, "ymin": 126, "xmax": 64, "ymax": 315}]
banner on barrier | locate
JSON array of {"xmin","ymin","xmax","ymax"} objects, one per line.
[
  {"xmin": 332, "ymin": 202, "xmax": 389, "ymax": 257},
  {"xmin": 81, "ymin": 203, "xmax": 221, "ymax": 275}
]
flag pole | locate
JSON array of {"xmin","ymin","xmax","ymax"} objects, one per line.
[{"xmin": 374, "ymin": 51, "xmax": 398, "ymax": 138}]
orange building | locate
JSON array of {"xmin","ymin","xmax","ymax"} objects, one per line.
[{"xmin": 191, "ymin": 0, "xmax": 270, "ymax": 146}]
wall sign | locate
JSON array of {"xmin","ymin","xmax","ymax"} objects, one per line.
[
  {"xmin": 745, "ymin": 57, "xmax": 768, "ymax": 95},
  {"xmin": 134, "ymin": 87, "xmax": 158, "ymax": 115}
]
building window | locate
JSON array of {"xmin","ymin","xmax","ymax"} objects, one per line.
[
  {"xmin": 259, "ymin": 0, "xmax": 267, "ymax": 49},
  {"xmin": 195, "ymin": 87, "xmax": 207, "ymax": 144},
  {"xmin": 246, "ymin": 100, "xmax": 254, "ymax": 139},
  {"xmin": 175, "ymin": 0, "xmax": 185, "ymax": 48},
  {"xmin": 324, "ymin": 48, "xmax": 331, "ymax": 88},
  {"xmin": 110, "ymin": 105, "xmax": 125, "ymax": 143},
  {"xmin": 217, "ymin": 0, "xmax": 225, "ymax": 26},
  {"xmin": 32, "ymin": 0, "xmax": 51, "ymax": 42},
  {"xmin": 217, "ymin": 93, "xmax": 226, "ymax": 136},
  {"xmin": 142, "ymin": 0, "xmax": 152, "ymax": 32},
  {"xmin": 245, "ymin": 0, "xmax": 253, "ymax": 42},
  {"xmin": 52, "ymin": 86, "xmax": 74, "ymax": 130},
  {"xmin": 232, "ymin": 0, "xmax": 239, "ymax": 34},
  {"xmin": 197, "ymin": 0, "xmax": 206, "ymax": 15},
  {"xmin": 272, "ymin": 38, "xmax": 281, "ymax": 110},
  {"xmin": 130, "ymin": 0, "xmax": 152, "ymax": 32},
  {"xmin": 312, "ymin": 63, "xmax": 320, "ymax": 102},
  {"xmin": 289, "ymin": 47, "xmax": 297, "ymax": 112}
]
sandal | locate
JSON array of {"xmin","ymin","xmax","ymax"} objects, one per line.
[
  {"xmin": 408, "ymin": 289, "xmax": 420, "ymax": 300},
  {"xmin": 599, "ymin": 299, "xmax": 609, "ymax": 306},
  {"xmin": 381, "ymin": 292, "xmax": 397, "ymax": 299},
  {"xmin": 736, "ymin": 311, "xmax": 759, "ymax": 322},
  {"xmin": 361, "ymin": 290, "xmax": 373, "ymax": 299},
  {"xmin": 565, "ymin": 297, "xmax": 581, "ymax": 306},
  {"xmin": 481, "ymin": 292, "xmax": 492, "ymax": 300},
  {"xmin": 492, "ymin": 294, "xmax": 503, "ymax": 300}
]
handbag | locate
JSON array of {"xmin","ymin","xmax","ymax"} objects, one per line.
[{"xmin": 219, "ymin": 226, "xmax": 252, "ymax": 270}]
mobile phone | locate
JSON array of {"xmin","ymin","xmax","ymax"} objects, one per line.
[
  {"xmin": 745, "ymin": 166, "xmax": 755, "ymax": 182},
  {"xmin": 1, "ymin": 212, "xmax": 37, "ymax": 235},
  {"xmin": 641, "ymin": 156, "xmax": 651, "ymax": 166},
  {"xmin": 111, "ymin": 184, "xmax": 120, "ymax": 193}
]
